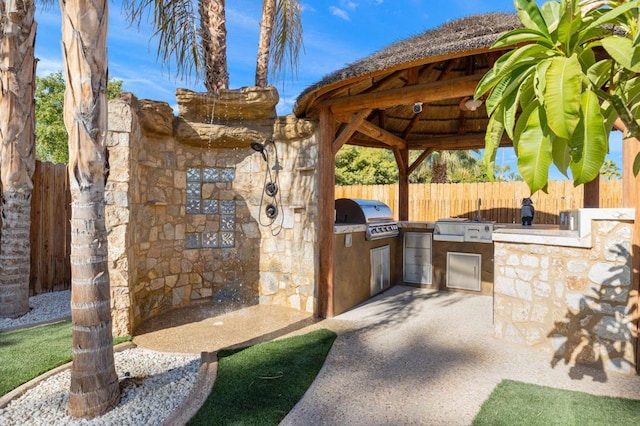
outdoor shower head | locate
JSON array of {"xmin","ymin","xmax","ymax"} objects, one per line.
[{"xmin": 250, "ymin": 141, "xmax": 267, "ymax": 161}]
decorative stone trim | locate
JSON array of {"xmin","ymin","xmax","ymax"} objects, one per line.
[{"xmin": 493, "ymin": 218, "xmax": 637, "ymax": 376}]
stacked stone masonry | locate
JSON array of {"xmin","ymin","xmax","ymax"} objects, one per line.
[
  {"xmin": 494, "ymin": 220, "xmax": 637, "ymax": 375},
  {"xmin": 105, "ymin": 91, "xmax": 318, "ymax": 336}
]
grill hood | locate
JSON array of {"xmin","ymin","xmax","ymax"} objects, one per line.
[{"xmin": 335, "ymin": 198, "xmax": 399, "ymax": 240}]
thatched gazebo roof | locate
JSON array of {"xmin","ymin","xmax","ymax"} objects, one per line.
[{"xmin": 294, "ymin": 12, "xmax": 522, "ymax": 152}]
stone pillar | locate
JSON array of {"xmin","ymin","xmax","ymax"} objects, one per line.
[{"xmin": 106, "ymin": 94, "xmax": 141, "ymax": 336}]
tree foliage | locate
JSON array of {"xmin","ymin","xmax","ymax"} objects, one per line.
[
  {"xmin": 35, "ymin": 71, "xmax": 122, "ymax": 164},
  {"xmin": 475, "ymin": 0, "xmax": 640, "ymax": 194},
  {"xmin": 600, "ymin": 158, "xmax": 622, "ymax": 179},
  {"xmin": 336, "ymin": 146, "xmax": 491, "ymax": 185},
  {"xmin": 335, "ymin": 146, "xmax": 398, "ymax": 185}
]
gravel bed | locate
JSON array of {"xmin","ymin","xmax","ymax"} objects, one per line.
[
  {"xmin": 1, "ymin": 291, "xmax": 201, "ymax": 425},
  {"xmin": 0, "ymin": 290, "xmax": 71, "ymax": 331}
]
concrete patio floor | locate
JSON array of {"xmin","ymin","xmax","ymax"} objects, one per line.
[{"xmin": 133, "ymin": 286, "xmax": 640, "ymax": 425}]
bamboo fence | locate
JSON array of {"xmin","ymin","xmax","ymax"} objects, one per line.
[{"xmin": 335, "ymin": 180, "xmax": 623, "ymax": 223}]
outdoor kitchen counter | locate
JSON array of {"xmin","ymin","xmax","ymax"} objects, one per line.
[
  {"xmin": 492, "ymin": 208, "xmax": 635, "ymax": 248},
  {"xmin": 492, "ymin": 224, "xmax": 585, "ymax": 247},
  {"xmin": 333, "ymin": 223, "xmax": 366, "ymax": 234},
  {"xmin": 398, "ymin": 221, "xmax": 435, "ymax": 230}
]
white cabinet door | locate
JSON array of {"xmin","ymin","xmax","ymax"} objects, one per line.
[{"xmin": 446, "ymin": 252, "xmax": 481, "ymax": 291}]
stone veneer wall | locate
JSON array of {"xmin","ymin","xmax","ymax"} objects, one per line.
[
  {"xmin": 493, "ymin": 220, "xmax": 637, "ymax": 375},
  {"xmin": 106, "ymin": 93, "xmax": 318, "ymax": 335}
]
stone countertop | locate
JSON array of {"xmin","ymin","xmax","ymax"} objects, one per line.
[
  {"xmin": 398, "ymin": 221, "xmax": 435, "ymax": 230},
  {"xmin": 492, "ymin": 224, "xmax": 588, "ymax": 248},
  {"xmin": 334, "ymin": 221, "xmax": 435, "ymax": 234},
  {"xmin": 334, "ymin": 223, "xmax": 366, "ymax": 234},
  {"xmin": 492, "ymin": 208, "xmax": 635, "ymax": 248}
]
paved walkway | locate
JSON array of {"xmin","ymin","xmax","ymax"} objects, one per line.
[
  {"xmin": 134, "ymin": 286, "xmax": 640, "ymax": 425},
  {"xmin": 281, "ymin": 286, "xmax": 640, "ymax": 425}
]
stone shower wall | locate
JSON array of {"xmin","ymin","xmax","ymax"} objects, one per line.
[
  {"xmin": 493, "ymin": 219, "xmax": 637, "ymax": 375},
  {"xmin": 106, "ymin": 93, "xmax": 318, "ymax": 335}
]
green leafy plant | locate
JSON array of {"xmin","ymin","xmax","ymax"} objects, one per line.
[
  {"xmin": 475, "ymin": 0, "xmax": 640, "ymax": 193},
  {"xmin": 35, "ymin": 72, "xmax": 122, "ymax": 164}
]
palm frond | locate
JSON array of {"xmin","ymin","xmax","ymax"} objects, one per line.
[
  {"xmin": 121, "ymin": 0, "xmax": 203, "ymax": 82},
  {"xmin": 269, "ymin": 0, "xmax": 304, "ymax": 84}
]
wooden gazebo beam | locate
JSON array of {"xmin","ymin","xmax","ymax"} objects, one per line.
[{"xmin": 317, "ymin": 74, "xmax": 482, "ymax": 117}]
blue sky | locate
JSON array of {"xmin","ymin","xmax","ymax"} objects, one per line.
[{"xmin": 34, "ymin": 0, "xmax": 622, "ymax": 180}]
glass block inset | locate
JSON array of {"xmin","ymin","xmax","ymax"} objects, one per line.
[
  {"xmin": 186, "ymin": 199, "xmax": 201, "ymax": 214},
  {"xmin": 202, "ymin": 199, "xmax": 219, "ymax": 215},
  {"xmin": 185, "ymin": 233, "xmax": 201, "ymax": 249},
  {"xmin": 186, "ymin": 182, "xmax": 201, "ymax": 199},
  {"xmin": 185, "ymin": 166, "xmax": 236, "ymax": 249},
  {"xmin": 220, "ymin": 168, "xmax": 235, "ymax": 182},
  {"xmin": 221, "ymin": 215, "xmax": 235, "ymax": 231},
  {"xmin": 221, "ymin": 200, "xmax": 235, "ymax": 215},
  {"xmin": 202, "ymin": 232, "xmax": 219, "ymax": 248},
  {"xmin": 221, "ymin": 232, "xmax": 235, "ymax": 248},
  {"xmin": 202, "ymin": 168, "xmax": 220, "ymax": 182},
  {"xmin": 186, "ymin": 168, "xmax": 202, "ymax": 182}
]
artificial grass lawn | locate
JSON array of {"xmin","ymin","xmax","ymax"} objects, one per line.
[
  {"xmin": 188, "ymin": 328, "xmax": 337, "ymax": 426},
  {"xmin": 473, "ymin": 379, "xmax": 640, "ymax": 425},
  {"xmin": 0, "ymin": 320, "xmax": 131, "ymax": 397}
]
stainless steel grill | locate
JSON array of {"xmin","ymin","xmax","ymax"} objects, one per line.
[{"xmin": 335, "ymin": 198, "xmax": 399, "ymax": 240}]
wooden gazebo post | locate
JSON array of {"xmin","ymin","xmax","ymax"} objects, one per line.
[
  {"xmin": 396, "ymin": 149, "xmax": 410, "ymax": 221},
  {"xmin": 318, "ymin": 107, "xmax": 336, "ymax": 318},
  {"xmin": 620, "ymin": 121, "xmax": 640, "ymax": 372}
]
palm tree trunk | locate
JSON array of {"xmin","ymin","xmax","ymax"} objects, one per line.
[
  {"xmin": 60, "ymin": 0, "xmax": 119, "ymax": 418},
  {"xmin": 431, "ymin": 153, "xmax": 448, "ymax": 184},
  {"xmin": 0, "ymin": 0, "xmax": 37, "ymax": 319},
  {"xmin": 199, "ymin": 0, "xmax": 228, "ymax": 92},
  {"xmin": 255, "ymin": 0, "xmax": 276, "ymax": 87}
]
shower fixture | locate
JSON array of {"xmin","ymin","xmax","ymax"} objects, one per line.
[
  {"xmin": 265, "ymin": 204, "xmax": 278, "ymax": 219},
  {"xmin": 265, "ymin": 182, "xmax": 278, "ymax": 197},
  {"xmin": 250, "ymin": 141, "xmax": 267, "ymax": 161},
  {"xmin": 251, "ymin": 138, "xmax": 284, "ymax": 233}
]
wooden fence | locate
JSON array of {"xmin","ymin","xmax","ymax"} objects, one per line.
[
  {"xmin": 0, "ymin": 162, "xmax": 71, "ymax": 296},
  {"xmin": 336, "ymin": 180, "xmax": 623, "ymax": 223}
]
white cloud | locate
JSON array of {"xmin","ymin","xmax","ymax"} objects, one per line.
[
  {"xmin": 330, "ymin": 6, "xmax": 351, "ymax": 21},
  {"xmin": 35, "ymin": 57, "xmax": 63, "ymax": 76},
  {"xmin": 340, "ymin": 0, "xmax": 358, "ymax": 10},
  {"xmin": 301, "ymin": 3, "xmax": 317, "ymax": 13},
  {"xmin": 227, "ymin": 7, "xmax": 260, "ymax": 31}
]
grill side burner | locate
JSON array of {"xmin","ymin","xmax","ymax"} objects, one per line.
[{"xmin": 335, "ymin": 198, "xmax": 399, "ymax": 240}]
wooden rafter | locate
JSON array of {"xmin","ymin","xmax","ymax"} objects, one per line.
[
  {"xmin": 332, "ymin": 109, "xmax": 372, "ymax": 155},
  {"xmin": 357, "ymin": 120, "xmax": 407, "ymax": 150},
  {"xmin": 408, "ymin": 148, "xmax": 435, "ymax": 175},
  {"xmin": 402, "ymin": 109, "xmax": 423, "ymax": 140},
  {"xmin": 409, "ymin": 132, "xmax": 512, "ymax": 150},
  {"xmin": 393, "ymin": 148, "xmax": 407, "ymax": 172},
  {"xmin": 363, "ymin": 70, "xmax": 407, "ymax": 93},
  {"xmin": 407, "ymin": 66, "xmax": 420, "ymax": 85},
  {"xmin": 437, "ymin": 59, "xmax": 456, "ymax": 81}
]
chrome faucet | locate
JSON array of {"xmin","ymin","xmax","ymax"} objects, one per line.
[{"xmin": 475, "ymin": 198, "xmax": 482, "ymax": 222}]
